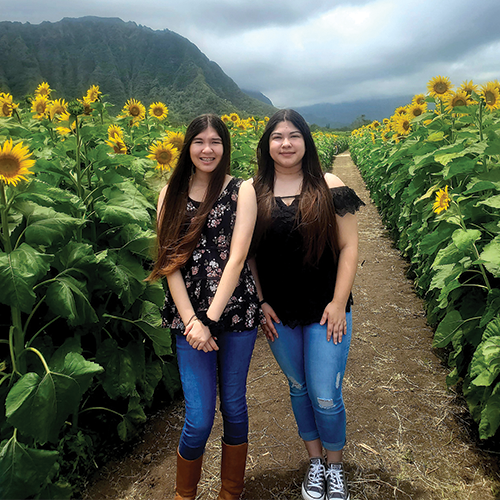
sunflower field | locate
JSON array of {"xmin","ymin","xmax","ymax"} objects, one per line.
[
  {"xmin": 0, "ymin": 84, "xmax": 344, "ymax": 499},
  {"xmin": 349, "ymin": 76, "xmax": 500, "ymax": 441}
]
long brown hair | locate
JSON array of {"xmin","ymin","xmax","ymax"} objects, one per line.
[
  {"xmin": 253, "ymin": 109, "xmax": 339, "ymax": 264},
  {"xmin": 147, "ymin": 114, "xmax": 231, "ymax": 280}
]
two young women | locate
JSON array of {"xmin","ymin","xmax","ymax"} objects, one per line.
[{"xmin": 150, "ymin": 110, "xmax": 363, "ymax": 500}]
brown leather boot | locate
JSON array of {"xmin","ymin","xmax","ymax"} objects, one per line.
[
  {"xmin": 174, "ymin": 449, "xmax": 203, "ymax": 500},
  {"xmin": 218, "ymin": 441, "xmax": 248, "ymax": 500}
]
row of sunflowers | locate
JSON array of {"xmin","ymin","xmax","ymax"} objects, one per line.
[
  {"xmin": 349, "ymin": 76, "xmax": 500, "ymax": 441},
  {"xmin": 0, "ymin": 83, "xmax": 343, "ymax": 500}
]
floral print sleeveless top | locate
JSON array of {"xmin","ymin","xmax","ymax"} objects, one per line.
[{"xmin": 162, "ymin": 177, "xmax": 259, "ymax": 334}]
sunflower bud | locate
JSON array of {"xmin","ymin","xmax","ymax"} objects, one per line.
[{"xmin": 67, "ymin": 99, "xmax": 84, "ymax": 118}]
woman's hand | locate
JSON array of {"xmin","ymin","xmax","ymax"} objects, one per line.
[
  {"xmin": 320, "ymin": 300, "xmax": 347, "ymax": 344},
  {"xmin": 185, "ymin": 320, "xmax": 219, "ymax": 352},
  {"xmin": 261, "ymin": 302, "xmax": 280, "ymax": 342}
]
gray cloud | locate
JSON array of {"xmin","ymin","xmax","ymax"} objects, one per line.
[{"xmin": 1, "ymin": 0, "xmax": 500, "ymax": 109}]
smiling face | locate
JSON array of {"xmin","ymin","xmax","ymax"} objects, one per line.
[
  {"xmin": 268, "ymin": 120, "xmax": 306, "ymax": 171},
  {"xmin": 189, "ymin": 126, "xmax": 224, "ymax": 174}
]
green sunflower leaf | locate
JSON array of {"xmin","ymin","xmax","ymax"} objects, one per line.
[
  {"xmin": 433, "ymin": 309, "xmax": 463, "ymax": 348},
  {"xmin": 6, "ymin": 371, "xmax": 80, "ymax": 444},
  {"xmin": 25, "ymin": 206, "xmax": 86, "ymax": 247},
  {"xmin": 0, "ymin": 434, "xmax": 58, "ymax": 499},
  {"xmin": 46, "ymin": 275, "xmax": 98, "ymax": 326},
  {"xmin": 478, "ymin": 236, "xmax": 500, "ymax": 277},
  {"xmin": 0, "ymin": 243, "xmax": 53, "ymax": 312}
]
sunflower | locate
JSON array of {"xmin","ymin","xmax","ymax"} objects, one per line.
[
  {"xmin": 78, "ymin": 96, "xmax": 94, "ymax": 115},
  {"xmin": 444, "ymin": 90, "xmax": 469, "ymax": 113},
  {"xmin": 0, "ymin": 139, "xmax": 36, "ymax": 186},
  {"xmin": 407, "ymin": 102, "xmax": 427, "ymax": 120},
  {"xmin": 221, "ymin": 114, "xmax": 231, "ymax": 124},
  {"xmin": 412, "ymin": 94, "xmax": 426, "ymax": 105},
  {"xmin": 31, "ymin": 95, "xmax": 50, "ymax": 120},
  {"xmin": 433, "ymin": 186, "xmax": 451, "ymax": 214},
  {"xmin": 147, "ymin": 141, "xmax": 180, "ymax": 171},
  {"xmin": 459, "ymin": 80, "xmax": 478, "ymax": 98},
  {"xmin": 237, "ymin": 120, "xmax": 249, "ymax": 131},
  {"xmin": 121, "ymin": 98, "xmax": 146, "ymax": 125},
  {"xmin": 370, "ymin": 120, "xmax": 381, "ymax": 129},
  {"xmin": 48, "ymin": 98, "xmax": 70, "ymax": 121},
  {"xmin": 86, "ymin": 85, "xmax": 101, "ymax": 102},
  {"xmin": 427, "ymin": 75, "xmax": 453, "ymax": 98},
  {"xmin": 392, "ymin": 114, "xmax": 412, "ymax": 136},
  {"xmin": 149, "ymin": 102, "xmax": 169, "ymax": 121},
  {"xmin": 480, "ymin": 82, "xmax": 500, "ymax": 112},
  {"xmin": 0, "ymin": 93, "xmax": 18, "ymax": 117},
  {"xmin": 381, "ymin": 126, "xmax": 392, "ymax": 142},
  {"xmin": 164, "ymin": 131, "xmax": 185, "ymax": 151},
  {"xmin": 106, "ymin": 136, "xmax": 128, "ymax": 155},
  {"xmin": 394, "ymin": 106, "xmax": 408, "ymax": 116},
  {"xmin": 55, "ymin": 119, "xmax": 77, "ymax": 137},
  {"xmin": 229, "ymin": 112, "xmax": 240, "ymax": 123},
  {"xmin": 107, "ymin": 124, "xmax": 124, "ymax": 140},
  {"xmin": 35, "ymin": 82, "xmax": 52, "ymax": 98}
]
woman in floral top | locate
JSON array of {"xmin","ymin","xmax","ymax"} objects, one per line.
[{"xmin": 148, "ymin": 114, "xmax": 259, "ymax": 500}]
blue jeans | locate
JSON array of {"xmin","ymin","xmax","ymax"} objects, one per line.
[
  {"xmin": 176, "ymin": 327, "xmax": 257, "ymax": 460},
  {"xmin": 268, "ymin": 313, "xmax": 352, "ymax": 451}
]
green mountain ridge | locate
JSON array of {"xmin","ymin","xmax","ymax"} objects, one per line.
[{"xmin": 0, "ymin": 16, "xmax": 277, "ymax": 123}]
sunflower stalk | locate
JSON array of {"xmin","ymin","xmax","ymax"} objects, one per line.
[
  {"xmin": 74, "ymin": 115, "xmax": 83, "ymax": 243},
  {"xmin": 0, "ymin": 182, "xmax": 26, "ymax": 374},
  {"xmin": 453, "ymin": 199, "xmax": 491, "ymax": 292}
]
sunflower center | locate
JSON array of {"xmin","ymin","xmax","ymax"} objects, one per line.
[
  {"xmin": 36, "ymin": 103, "xmax": 46, "ymax": 114},
  {"xmin": 153, "ymin": 107, "xmax": 163, "ymax": 117},
  {"xmin": 2, "ymin": 103, "xmax": 11, "ymax": 116},
  {"xmin": 158, "ymin": 151, "xmax": 172, "ymax": 163},
  {"xmin": 130, "ymin": 106, "xmax": 141, "ymax": 117},
  {"xmin": 434, "ymin": 82, "xmax": 449, "ymax": 94},
  {"xmin": 454, "ymin": 98, "xmax": 467, "ymax": 107},
  {"xmin": 403, "ymin": 120, "xmax": 410, "ymax": 131},
  {"xmin": 0, "ymin": 156, "xmax": 20, "ymax": 178},
  {"xmin": 413, "ymin": 108, "xmax": 423, "ymax": 116},
  {"xmin": 485, "ymin": 91, "xmax": 497, "ymax": 105}
]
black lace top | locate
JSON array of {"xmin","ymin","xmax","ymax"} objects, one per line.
[
  {"xmin": 255, "ymin": 186, "xmax": 365, "ymax": 328},
  {"xmin": 162, "ymin": 177, "xmax": 259, "ymax": 334}
]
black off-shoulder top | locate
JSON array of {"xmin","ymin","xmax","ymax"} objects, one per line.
[{"xmin": 254, "ymin": 186, "xmax": 365, "ymax": 328}]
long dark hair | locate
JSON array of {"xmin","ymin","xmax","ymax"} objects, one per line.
[
  {"xmin": 147, "ymin": 114, "xmax": 231, "ymax": 280},
  {"xmin": 253, "ymin": 109, "xmax": 339, "ymax": 264}
]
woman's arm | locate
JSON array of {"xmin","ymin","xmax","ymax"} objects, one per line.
[
  {"xmin": 320, "ymin": 174, "xmax": 359, "ymax": 343},
  {"xmin": 320, "ymin": 213, "xmax": 358, "ymax": 344},
  {"xmin": 158, "ymin": 183, "xmax": 217, "ymax": 351},
  {"xmin": 205, "ymin": 179, "xmax": 257, "ymax": 320},
  {"xmin": 248, "ymin": 257, "xmax": 280, "ymax": 341}
]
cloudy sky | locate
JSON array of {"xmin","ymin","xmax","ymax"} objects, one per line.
[{"xmin": 2, "ymin": 0, "xmax": 500, "ymax": 108}]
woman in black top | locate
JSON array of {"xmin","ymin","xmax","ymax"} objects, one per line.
[{"xmin": 251, "ymin": 109, "xmax": 364, "ymax": 500}]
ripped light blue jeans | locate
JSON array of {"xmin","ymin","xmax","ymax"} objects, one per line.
[{"xmin": 268, "ymin": 312, "xmax": 352, "ymax": 451}]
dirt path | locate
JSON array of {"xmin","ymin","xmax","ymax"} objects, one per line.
[{"xmin": 84, "ymin": 152, "xmax": 499, "ymax": 500}]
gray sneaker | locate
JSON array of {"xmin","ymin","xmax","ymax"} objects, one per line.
[
  {"xmin": 325, "ymin": 463, "xmax": 349, "ymax": 500},
  {"xmin": 301, "ymin": 457, "xmax": 326, "ymax": 500}
]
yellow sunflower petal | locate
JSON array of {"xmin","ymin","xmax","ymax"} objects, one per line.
[{"xmin": 0, "ymin": 139, "xmax": 36, "ymax": 186}]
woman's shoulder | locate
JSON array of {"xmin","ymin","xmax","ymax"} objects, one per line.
[{"xmin": 323, "ymin": 172, "xmax": 345, "ymax": 188}]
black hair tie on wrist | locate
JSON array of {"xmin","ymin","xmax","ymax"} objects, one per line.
[
  {"xmin": 258, "ymin": 299, "xmax": 266, "ymax": 307},
  {"xmin": 197, "ymin": 310, "xmax": 222, "ymax": 335}
]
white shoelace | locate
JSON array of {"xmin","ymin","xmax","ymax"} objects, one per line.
[
  {"xmin": 307, "ymin": 461, "xmax": 325, "ymax": 488},
  {"xmin": 326, "ymin": 466, "xmax": 345, "ymax": 495}
]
